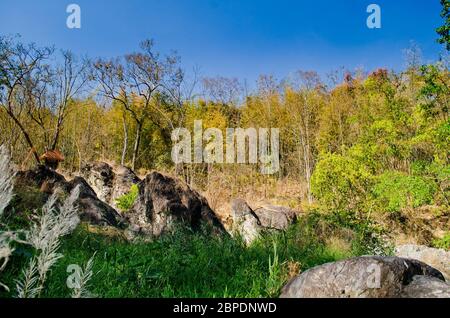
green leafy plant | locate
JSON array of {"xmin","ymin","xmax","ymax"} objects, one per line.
[
  {"xmin": 311, "ymin": 152, "xmax": 373, "ymax": 211},
  {"xmin": 115, "ymin": 184, "xmax": 139, "ymax": 212},
  {"xmin": 372, "ymin": 171, "xmax": 437, "ymax": 212},
  {"xmin": 433, "ymin": 232, "xmax": 450, "ymax": 250}
]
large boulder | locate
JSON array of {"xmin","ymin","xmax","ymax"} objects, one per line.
[
  {"xmin": 253, "ymin": 205, "xmax": 297, "ymax": 230},
  {"xmin": 127, "ymin": 171, "xmax": 225, "ymax": 238},
  {"xmin": 280, "ymin": 256, "xmax": 448, "ymax": 298},
  {"xmin": 80, "ymin": 162, "xmax": 140, "ymax": 210},
  {"xmin": 230, "ymin": 198, "xmax": 297, "ymax": 244},
  {"xmin": 395, "ymin": 244, "xmax": 450, "ymax": 282},
  {"xmin": 231, "ymin": 199, "xmax": 262, "ymax": 245},
  {"xmin": 15, "ymin": 165, "xmax": 124, "ymax": 228},
  {"xmin": 400, "ymin": 275, "xmax": 450, "ymax": 298}
]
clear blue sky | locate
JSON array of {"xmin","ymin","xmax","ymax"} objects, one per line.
[{"xmin": 0, "ymin": 0, "xmax": 446, "ymax": 84}]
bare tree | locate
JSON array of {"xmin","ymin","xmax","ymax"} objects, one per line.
[
  {"xmin": 49, "ymin": 51, "xmax": 90, "ymax": 151},
  {"xmin": 92, "ymin": 39, "xmax": 184, "ymax": 170},
  {"xmin": 0, "ymin": 36, "xmax": 53, "ymax": 165},
  {"xmin": 202, "ymin": 76, "xmax": 243, "ymax": 105},
  {"xmin": 288, "ymin": 71, "xmax": 323, "ymax": 203}
]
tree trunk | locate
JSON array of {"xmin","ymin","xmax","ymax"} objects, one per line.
[
  {"xmin": 9, "ymin": 112, "xmax": 40, "ymax": 165},
  {"xmin": 121, "ymin": 113, "xmax": 128, "ymax": 166},
  {"xmin": 131, "ymin": 122, "xmax": 142, "ymax": 171},
  {"xmin": 50, "ymin": 123, "xmax": 61, "ymax": 151}
]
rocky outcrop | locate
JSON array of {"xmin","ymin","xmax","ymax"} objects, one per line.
[
  {"xmin": 280, "ymin": 256, "xmax": 448, "ymax": 298},
  {"xmin": 80, "ymin": 162, "xmax": 140, "ymax": 210},
  {"xmin": 231, "ymin": 199, "xmax": 262, "ymax": 245},
  {"xmin": 253, "ymin": 205, "xmax": 297, "ymax": 230},
  {"xmin": 127, "ymin": 171, "xmax": 225, "ymax": 238},
  {"xmin": 401, "ymin": 275, "xmax": 450, "ymax": 298},
  {"xmin": 395, "ymin": 244, "xmax": 450, "ymax": 282},
  {"xmin": 15, "ymin": 165, "xmax": 124, "ymax": 227},
  {"xmin": 230, "ymin": 198, "xmax": 297, "ymax": 244}
]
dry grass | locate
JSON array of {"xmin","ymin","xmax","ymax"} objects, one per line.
[{"xmin": 201, "ymin": 167, "xmax": 306, "ymax": 226}]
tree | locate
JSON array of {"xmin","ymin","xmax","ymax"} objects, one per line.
[
  {"xmin": 437, "ymin": 0, "xmax": 450, "ymax": 50},
  {"xmin": 92, "ymin": 39, "xmax": 184, "ymax": 170},
  {"xmin": 285, "ymin": 71, "xmax": 323, "ymax": 203},
  {"xmin": 0, "ymin": 36, "xmax": 53, "ymax": 164},
  {"xmin": 49, "ymin": 51, "xmax": 89, "ymax": 151},
  {"xmin": 202, "ymin": 76, "xmax": 243, "ymax": 106}
]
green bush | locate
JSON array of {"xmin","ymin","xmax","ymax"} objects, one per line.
[
  {"xmin": 115, "ymin": 184, "xmax": 139, "ymax": 212},
  {"xmin": 433, "ymin": 232, "xmax": 450, "ymax": 250},
  {"xmin": 372, "ymin": 171, "xmax": 437, "ymax": 212},
  {"xmin": 311, "ymin": 153, "xmax": 373, "ymax": 211}
]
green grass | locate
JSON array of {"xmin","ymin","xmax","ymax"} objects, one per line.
[{"xmin": 0, "ymin": 213, "xmax": 387, "ymax": 298}]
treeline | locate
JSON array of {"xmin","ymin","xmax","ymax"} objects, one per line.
[{"xmin": 0, "ymin": 35, "xmax": 449, "ymax": 215}]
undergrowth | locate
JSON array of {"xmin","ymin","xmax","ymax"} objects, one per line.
[{"xmin": 0, "ymin": 211, "xmax": 388, "ymax": 298}]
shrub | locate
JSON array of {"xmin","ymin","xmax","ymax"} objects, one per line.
[
  {"xmin": 433, "ymin": 232, "xmax": 450, "ymax": 250},
  {"xmin": 311, "ymin": 153, "xmax": 373, "ymax": 211},
  {"xmin": 372, "ymin": 171, "xmax": 437, "ymax": 212},
  {"xmin": 115, "ymin": 184, "xmax": 139, "ymax": 212}
]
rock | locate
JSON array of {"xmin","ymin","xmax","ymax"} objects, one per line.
[
  {"xmin": 127, "ymin": 171, "xmax": 225, "ymax": 238},
  {"xmin": 395, "ymin": 244, "xmax": 450, "ymax": 282},
  {"xmin": 230, "ymin": 199, "xmax": 297, "ymax": 244},
  {"xmin": 80, "ymin": 162, "xmax": 140, "ymax": 210},
  {"xmin": 280, "ymin": 256, "xmax": 447, "ymax": 298},
  {"xmin": 401, "ymin": 275, "xmax": 450, "ymax": 298},
  {"xmin": 231, "ymin": 199, "xmax": 262, "ymax": 245},
  {"xmin": 253, "ymin": 205, "xmax": 297, "ymax": 230},
  {"xmin": 66, "ymin": 177, "xmax": 125, "ymax": 227},
  {"xmin": 15, "ymin": 165, "xmax": 124, "ymax": 228},
  {"xmin": 80, "ymin": 162, "xmax": 113, "ymax": 203}
]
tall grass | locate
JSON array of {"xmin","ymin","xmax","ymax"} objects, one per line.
[
  {"xmin": 16, "ymin": 187, "xmax": 81, "ymax": 298},
  {"xmin": 0, "ymin": 145, "xmax": 18, "ymax": 292},
  {"xmin": 0, "ymin": 145, "xmax": 85, "ymax": 297},
  {"xmin": 1, "ymin": 211, "xmax": 387, "ymax": 298}
]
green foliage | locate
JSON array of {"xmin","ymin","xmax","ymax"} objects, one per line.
[
  {"xmin": 311, "ymin": 152, "xmax": 373, "ymax": 211},
  {"xmin": 0, "ymin": 213, "xmax": 385, "ymax": 298},
  {"xmin": 372, "ymin": 171, "xmax": 437, "ymax": 212},
  {"xmin": 433, "ymin": 232, "xmax": 450, "ymax": 249},
  {"xmin": 115, "ymin": 184, "xmax": 139, "ymax": 212},
  {"xmin": 436, "ymin": 0, "xmax": 450, "ymax": 50}
]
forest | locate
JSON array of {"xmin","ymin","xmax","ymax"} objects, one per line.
[{"xmin": 0, "ymin": 1, "xmax": 449, "ymax": 299}]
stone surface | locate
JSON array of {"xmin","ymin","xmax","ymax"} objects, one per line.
[
  {"xmin": 400, "ymin": 275, "xmax": 450, "ymax": 298},
  {"xmin": 15, "ymin": 165, "xmax": 124, "ymax": 227},
  {"xmin": 127, "ymin": 171, "xmax": 225, "ymax": 238},
  {"xmin": 80, "ymin": 162, "xmax": 140, "ymax": 210},
  {"xmin": 230, "ymin": 199, "xmax": 298, "ymax": 244},
  {"xmin": 395, "ymin": 244, "xmax": 450, "ymax": 282},
  {"xmin": 231, "ymin": 199, "xmax": 262, "ymax": 245},
  {"xmin": 253, "ymin": 205, "xmax": 297, "ymax": 230},
  {"xmin": 280, "ymin": 256, "xmax": 447, "ymax": 298}
]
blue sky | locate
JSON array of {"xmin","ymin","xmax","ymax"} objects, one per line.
[{"xmin": 0, "ymin": 0, "xmax": 446, "ymax": 84}]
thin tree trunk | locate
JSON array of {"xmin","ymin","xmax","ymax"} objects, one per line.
[
  {"xmin": 9, "ymin": 112, "xmax": 40, "ymax": 164},
  {"xmin": 131, "ymin": 122, "xmax": 142, "ymax": 171},
  {"xmin": 121, "ymin": 113, "xmax": 128, "ymax": 166}
]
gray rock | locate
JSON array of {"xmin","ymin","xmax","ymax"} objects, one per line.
[
  {"xmin": 280, "ymin": 256, "xmax": 447, "ymax": 298},
  {"xmin": 80, "ymin": 162, "xmax": 140, "ymax": 210},
  {"xmin": 15, "ymin": 165, "xmax": 125, "ymax": 227},
  {"xmin": 395, "ymin": 244, "xmax": 450, "ymax": 282},
  {"xmin": 231, "ymin": 199, "xmax": 262, "ymax": 245},
  {"xmin": 66, "ymin": 177, "xmax": 125, "ymax": 227},
  {"xmin": 254, "ymin": 205, "xmax": 297, "ymax": 230},
  {"xmin": 401, "ymin": 275, "xmax": 450, "ymax": 298},
  {"xmin": 230, "ymin": 199, "xmax": 298, "ymax": 244},
  {"xmin": 127, "ymin": 172, "xmax": 225, "ymax": 238}
]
